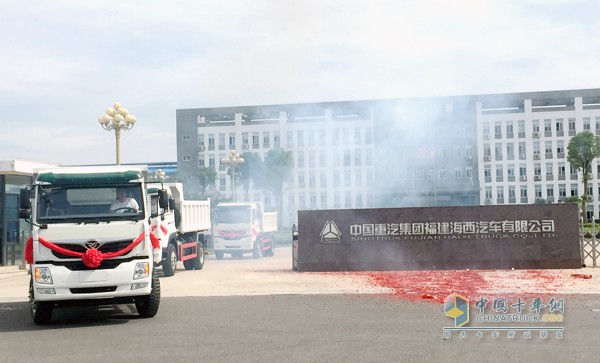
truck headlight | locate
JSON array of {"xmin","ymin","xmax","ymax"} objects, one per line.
[
  {"xmin": 133, "ymin": 262, "xmax": 150, "ymax": 280},
  {"xmin": 34, "ymin": 267, "xmax": 53, "ymax": 285}
]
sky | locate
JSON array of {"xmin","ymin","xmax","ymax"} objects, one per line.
[{"xmin": 1, "ymin": 0, "xmax": 600, "ymax": 166}]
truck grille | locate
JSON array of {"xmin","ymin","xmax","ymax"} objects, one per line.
[
  {"xmin": 70, "ymin": 286, "xmax": 117, "ymax": 294},
  {"xmin": 51, "ymin": 240, "xmax": 134, "ymax": 259}
]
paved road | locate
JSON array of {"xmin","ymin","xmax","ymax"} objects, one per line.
[{"xmin": 1, "ymin": 247, "xmax": 600, "ymax": 362}]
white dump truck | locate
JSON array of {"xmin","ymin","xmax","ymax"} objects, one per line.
[
  {"xmin": 212, "ymin": 202, "xmax": 277, "ymax": 259},
  {"xmin": 20, "ymin": 166, "xmax": 164, "ymax": 324},
  {"xmin": 147, "ymin": 183, "xmax": 211, "ymax": 277}
]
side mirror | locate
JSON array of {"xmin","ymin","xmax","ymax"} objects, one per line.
[
  {"xmin": 20, "ymin": 188, "xmax": 31, "ymax": 210},
  {"xmin": 158, "ymin": 189, "xmax": 169, "ymax": 209},
  {"xmin": 19, "ymin": 188, "xmax": 31, "ymax": 219}
]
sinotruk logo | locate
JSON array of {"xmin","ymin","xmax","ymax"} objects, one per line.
[
  {"xmin": 444, "ymin": 293, "xmax": 469, "ymax": 327},
  {"xmin": 320, "ymin": 221, "xmax": 341, "ymax": 243}
]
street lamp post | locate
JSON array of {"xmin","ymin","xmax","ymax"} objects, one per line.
[
  {"xmin": 221, "ymin": 150, "xmax": 244, "ymax": 202},
  {"xmin": 154, "ymin": 169, "xmax": 166, "ymax": 181},
  {"xmin": 97, "ymin": 102, "xmax": 137, "ymax": 165}
]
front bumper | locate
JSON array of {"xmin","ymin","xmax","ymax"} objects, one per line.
[{"xmin": 32, "ymin": 259, "xmax": 152, "ymax": 302}]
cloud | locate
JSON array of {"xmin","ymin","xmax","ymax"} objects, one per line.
[{"xmin": 1, "ymin": 0, "xmax": 600, "ymax": 164}]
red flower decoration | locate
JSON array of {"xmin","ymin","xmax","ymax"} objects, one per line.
[{"xmin": 82, "ymin": 248, "xmax": 104, "ymax": 268}]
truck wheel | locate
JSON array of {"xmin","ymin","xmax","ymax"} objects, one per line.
[
  {"xmin": 135, "ymin": 269, "xmax": 161, "ymax": 318},
  {"xmin": 193, "ymin": 243, "xmax": 205, "ymax": 270},
  {"xmin": 215, "ymin": 250, "xmax": 224, "ymax": 260},
  {"xmin": 265, "ymin": 243, "xmax": 275, "ymax": 257},
  {"xmin": 162, "ymin": 244, "xmax": 177, "ymax": 277},
  {"xmin": 183, "ymin": 259, "xmax": 194, "ymax": 270},
  {"xmin": 29, "ymin": 278, "xmax": 53, "ymax": 325},
  {"xmin": 264, "ymin": 235, "xmax": 275, "ymax": 257},
  {"xmin": 252, "ymin": 241, "xmax": 262, "ymax": 259}
]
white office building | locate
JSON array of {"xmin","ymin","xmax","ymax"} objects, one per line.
[{"xmin": 176, "ymin": 88, "xmax": 600, "ymax": 227}]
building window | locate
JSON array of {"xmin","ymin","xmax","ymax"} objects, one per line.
[
  {"xmin": 343, "ymin": 128, "xmax": 351, "ymax": 145},
  {"xmin": 570, "ymin": 184, "xmax": 578, "ymax": 197},
  {"xmin": 506, "ymin": 121, "xmax": 514, "ymax": 138},
  {"xmin": 229, "ymin": 133, "xmax": 236, "ymax": 149},
  {"xmin": 208, "ymin": 135, "xmax": 215, "ymax": 150},
  {"xmin": 355, "ymin": 170, "xmax": 362, "ymax": 186},
  {"xmin": 182, "ymin": 134, "xmax": 191, "ymax": 141},
  {"xmin": 455, "ymin": 168, "xmax": 462, "ymax": 179},
  {"xmin": 308, "ymin": 130, "xmax": 315, "ymax": 146},
  {"xmin": 568, "ymin": 118, "xmax": 576, "ymax": 132},
  {"xmin": 494, "ymin": 122, "xmax": 502, "ymax": 138},
  {"xmin": 465, "ymin": 168, "xmax": 473, "ymax": 179},
  {"xmin": 297, "ymin": 152, "xmax": 305, "ymax": 168},
  {"xmin": 297, "ymin": 130, "xmax": 304, "ymax": 147},
  {"xmin": 485, "ymin": 187, "xmax": 492, "ymax": 199},
  {"xmin": 584, "ymin": 117, "xmax": 591, "ymax": 130},
  {"xmin": 344, "ymin": 150, "xmax": 351, "ymax": 166},
  {"xmin": 182, "ymin": 155, "xmax": 191, "ymax": 161},
  {"xmin": 520, "ymin": 187, "xmax": 527, "ymax": 198},
  {"xmin": 547, "ymin": 187, "xmax": 554, "ymax": 200},
  {"xmin": 354, "ymin": 149, "xmax": 362, "ymax": 166},
  {"xmin": 219, "ymin": 133, "xmax": 225, "ymax": 150},
  {"xmin": 454, "ymin": 147, "xmax": 462, "ymax": 158}
]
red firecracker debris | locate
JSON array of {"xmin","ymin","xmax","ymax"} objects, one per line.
[{"xmin": 570, "ymin": 273, "xmax": 592, "ymax": 279}]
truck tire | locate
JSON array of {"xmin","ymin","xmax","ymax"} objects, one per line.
[
  {"xmin": 183, "ymin": 259, "xmax": 194, "ymax": 270},
  {"xmin": 193, "ymin": 242, "xmax": 205, "ymax": 270},
  {"xmin": 215, "ymin": 250, "xmax": 224, "ymax": 260},
  {"xmin": 162, "ymin": 243, "xmax": 177, "ymax": 277},
  {"xmin": 29, "ymin": 278, "xmax": 53, "ymax": 325},
  {"xmin": 135, "ymin": 269, "xmax": 161, "ymax": 318},
  {"xmin": 264, "ymin": 235, "xmax": 275, "ymax": 257},
  {"xmin": 252, "ymin": 241, "xmax": 262, "ymax": 259}
]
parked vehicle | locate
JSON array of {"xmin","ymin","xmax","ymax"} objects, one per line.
[
  {"xmin": 20, "ymin": 166, "xmax": 163, "ymax": 324},
  {"xmin": 148, "ymin": 183, "xmax": 211, "ymax": 276},
  {"xmin": 212, "ymin": 202, "xmax": 277, "ymax": 259}
]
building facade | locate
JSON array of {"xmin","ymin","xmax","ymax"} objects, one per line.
[
  {"xmin": 476, "ymin": 89, "xmax": 600, "ymax": 220},
  {"xmin": 0, "ymin": 159, "xmax": 57, "ymax": 266},
  {"xmin": 176, "ymin": 88, "xmax": 600, "ymax": 227}
]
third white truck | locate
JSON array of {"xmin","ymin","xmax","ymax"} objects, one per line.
[{"xmin": 212, "ymin": 202, "xmax": 277, "ymax": 259}]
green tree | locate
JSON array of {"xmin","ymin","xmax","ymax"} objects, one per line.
[
  {"xmin": 238, "ymin": 152, "xmax": 263, "ymax": 202},
  {"xmin": 197, "ymin": 166, "xmax": 217, "ymax": 198},
  {"xmin": 261, "ymin": 148, "xmax": 294, "ymax": 228},
  {"xmin": 567, "ymin": 131, "xmax": 600, "ymax": 222}
]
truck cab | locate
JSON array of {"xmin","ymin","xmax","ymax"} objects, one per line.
[
  {"xmin": 20, "ymin": 166, "xmax": 161, "ymax": 324},
  {"xmin": 212, "ymin": 202, "xmax": 277, "ymax": 259}
]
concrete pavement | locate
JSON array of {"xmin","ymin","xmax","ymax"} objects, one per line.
[{"xmin": 1, "ymin": 247, "xmax": 599, "ymax": 303}]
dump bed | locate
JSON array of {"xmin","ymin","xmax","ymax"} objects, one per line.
[
  {"xmin": 164, "ymin": 183, "xmax": 211, "ymax": 233},
  {"xmin": 262, "ymin": 211, "xmax": 278, "ymax": 233},
  {"xmin": 179, "ymin": 199, "xmax": 211, "ymax": 233}
]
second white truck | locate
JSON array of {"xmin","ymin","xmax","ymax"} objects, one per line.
[
  {"xmin": 212, "ymin": 202, "xmax": 277, "ymax": 259},
  {"xmin": 148, "ymin": 183, "xmax": 211, "ymax": 276}
]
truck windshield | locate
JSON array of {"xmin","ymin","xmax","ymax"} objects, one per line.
[
  {"xmin": 36, "ymin": 184, "xmax": 144, "ymax": 223},
  {"xmin": 215, "ymin": 206, "xmax": 251, "ymax": 224}
]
